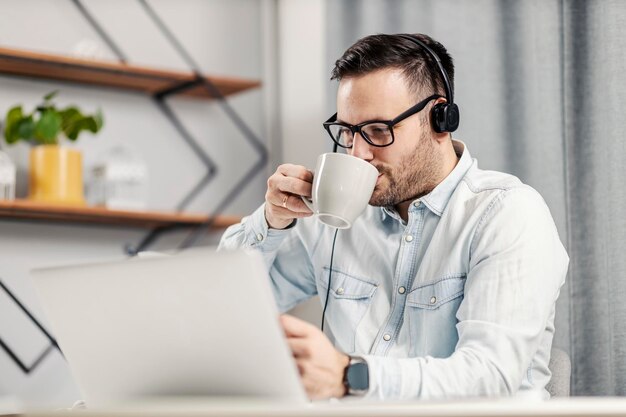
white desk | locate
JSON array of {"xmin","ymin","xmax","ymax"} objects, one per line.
[{"xmin": 12, "ymin": 397, "xmax": 626, "ymax": 417}]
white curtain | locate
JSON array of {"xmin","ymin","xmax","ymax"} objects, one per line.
[{"xmin": 325, "ymin": 0, "xmax": 626, "ymax": 395}]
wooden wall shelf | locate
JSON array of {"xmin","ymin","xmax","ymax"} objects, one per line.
[
  {"xmin": 0, "ymin": 199, "xmax": 240, "ymax": 229},
  {"xmin": 0, "ymin": 46, "xmax": 260, "ymax": 99}
]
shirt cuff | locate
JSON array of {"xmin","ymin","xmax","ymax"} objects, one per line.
[
  {"xmin": 244, "ymin": 203, "xmax": 294, "ymax": 251},
  {"xmin": 360, "ymin": 354, "xmax": 416, "ymax": 400}
]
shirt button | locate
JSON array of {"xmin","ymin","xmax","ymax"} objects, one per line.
[
  {"xmin": 430, "ymin": 296, "xmax": 437, "ymax": 304},
  {"xmin": 398, "ymin": 286, "xmax": 406, "ymax": 294},
  {"xmin": 383, "ymin": 334, "xmax": 391, "ymax": 341},
  {"xmin": 404, "ymin": 235, "xmax": 414, "ymax": 242},
  {"xmin": 336, "ymin": 287, "xmax": 344, "ymax": 295},
  {"xmin": 256, "ymin": 233, "xmax": 264, "ymax": 242},
  {"xmin": 413, "ymin": 200, "xmax": 421, "ymax": 207}
]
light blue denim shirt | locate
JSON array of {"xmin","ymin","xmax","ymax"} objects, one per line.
[{"xmin": 219, "ymin": 140, "xmax": 569, "ymax": 400}]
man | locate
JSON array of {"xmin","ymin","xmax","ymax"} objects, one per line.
[{"xmin": 219, "ymin": 33, "xmax": 569, "ymax": 400}]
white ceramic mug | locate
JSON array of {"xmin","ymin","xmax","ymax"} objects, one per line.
[{"xmin": 301, "ymin": 153, "xmax": 379, "ymax": 229}]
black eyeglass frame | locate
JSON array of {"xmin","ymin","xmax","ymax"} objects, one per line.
[{"xmin": 323, "ymin": 94, "xmax": 442, "ymax": 149}]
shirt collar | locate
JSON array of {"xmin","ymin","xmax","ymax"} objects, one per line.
[{"xmin": 381, "ymin": 139, "xmax": 473, "ymax": 220}]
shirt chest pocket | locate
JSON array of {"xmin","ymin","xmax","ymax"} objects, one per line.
[
  {"xmin": 319, "ymin": 267, "xmax": 378, "ymax": 353},
  {"xmin": 322, "ymin": 267, "xmax": 378, "ymax": 300},
  {"xmin": 405, "ymin": 275, "xmax": 466, "ymax": 358}
]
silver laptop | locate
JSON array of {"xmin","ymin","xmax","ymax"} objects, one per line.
[{"xmin": 30, "ymin": 248, "xmax": 307, "ymax": 408}]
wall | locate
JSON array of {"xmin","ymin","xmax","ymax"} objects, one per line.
[
  {"xmin": 276, "ymin": 0, "xmax": 327, "ymax": 327},
  {"xmin": 0, "ymin": 0, "xmax": 269, "ymax": 408},
  {"xmin": 277, "ymin": 0, "xmax": 328, "ymax": 170}
]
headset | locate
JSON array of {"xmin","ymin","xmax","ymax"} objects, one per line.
[
  {"xmin": 398, "ymin": 34, "xmax": 460, "ymax": 135},
  {"xmin": 322, "ymin": 34, "xmax": 459, "ymax": 332}
]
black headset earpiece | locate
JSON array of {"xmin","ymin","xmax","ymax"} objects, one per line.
[
  {"xmin": 397, "ymin": 34, "xmax": 460, "ymax": 134},
  {"xmin": 432, "ymin": 100, "xmax": 460, "ymax": 133}
]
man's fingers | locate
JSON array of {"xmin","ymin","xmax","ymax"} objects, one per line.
[
  {"xmin": 280, "ymin": 314, "xmax": 317, "ymax": 338},
  {"xmin": 268, "ymin": 205, "xmax": 313, "ymax": 219},
  {"xmin": 274, "ymin": 176, "xmax": 312, "ymax": 199},
  {"xmin": 267, "ymin": 192, "xmax": 312, "ymax": 214},
  {"xmin": 287, "ymin": 337, "xmax": 312, "ymax": 358},
  {"xmin": 287, "ymin": 195, "xmax": 313, "ymax": 214},
  {"xmin": 264, "ymin": 194, "xmax": 312, "ymax": 230},
  {"xmin": 284, "ymin": 195, "xmax": 313, "ymax": 214},
  {"xmin": 277, "ymin": 164, "xmax": 314, "ymax": 182}
]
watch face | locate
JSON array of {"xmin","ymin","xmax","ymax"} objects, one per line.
[{"xmin": 347, "ymin": 361, "xmax": 369, "ymax": 392}]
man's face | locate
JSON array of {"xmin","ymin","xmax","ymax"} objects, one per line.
[{"xmin": 336, "ymin": 68, "xmax": 442, "ymax": 207}]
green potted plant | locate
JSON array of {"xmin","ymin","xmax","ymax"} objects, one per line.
[{"xmin": 2, "ymin": 91, "xmax": 103, "ymax": 205}]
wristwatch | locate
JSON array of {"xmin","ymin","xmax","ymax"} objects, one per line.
[{"xmin": 344, "ymin": 356, "xmax": 369, "ymax": 396}]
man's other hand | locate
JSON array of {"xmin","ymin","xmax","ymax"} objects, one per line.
[{"xmin": 280, "ymin": 314, "xmax": 350, "ymax": 400}]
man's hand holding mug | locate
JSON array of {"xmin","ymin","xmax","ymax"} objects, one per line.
[
  {"xmin": 264, "ymin": 154, "xmax": 379, "ymax": 230},
  {"xmin": 265, "ymin": 164, "xmax": 314, "ymax": 230}
]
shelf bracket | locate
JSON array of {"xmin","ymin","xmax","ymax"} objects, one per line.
[{"xmin": 153, "ymin": 76, "xmax": 204, "ymax": 99}]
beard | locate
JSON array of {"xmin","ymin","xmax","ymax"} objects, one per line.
[{"xmin": 369, "ymin": 130, "xmax": 441, "ymax": 207}]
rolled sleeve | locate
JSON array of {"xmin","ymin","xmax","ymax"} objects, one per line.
[
  {"xmin": 218, "ymin": 203, "xmax": 317, "ymax": 312},
  {"xmin": 219, "ymin": 204, "xmax": 292, "ymax": 256}
]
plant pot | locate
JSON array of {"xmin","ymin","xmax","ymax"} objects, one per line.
[{"xmin": 29, "ymin": 145, "xmax": 85, "ymax": 205}]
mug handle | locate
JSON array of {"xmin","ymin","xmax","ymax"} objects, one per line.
[{"xmin": 301, "ymin": 196, "xmax": 315, "ymax": 212}]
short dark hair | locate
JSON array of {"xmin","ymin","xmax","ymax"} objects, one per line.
[{"xmin": 331, "ymin": 33, "xmax": 455, "ymax": 100}]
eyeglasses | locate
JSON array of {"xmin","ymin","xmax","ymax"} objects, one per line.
[{"xmin": 323, "ymin": 94, "xmax": 442, "ymax": 149}]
